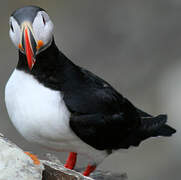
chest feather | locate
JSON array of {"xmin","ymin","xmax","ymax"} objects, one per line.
[{"xmin": 5, "ymin": 70, "xmax": 72, "ymax": 143}]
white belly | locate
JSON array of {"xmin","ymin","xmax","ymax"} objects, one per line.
[
  {"xmin": 5, "ymin": 70, "xmax": 76, "ymax": 150},
  {"xmin": 5, "ymin": 69, "xmax": 107, "ymax": 163}
]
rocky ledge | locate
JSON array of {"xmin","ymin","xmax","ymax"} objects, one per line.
[{"xmin": 0, "ymin": 133, "xmax": 127, "ymax": 180}]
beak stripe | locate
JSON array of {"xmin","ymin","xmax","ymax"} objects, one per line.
[{"xmin": 24, "ymin": 27, "xmax": 35, "ymax": 70}]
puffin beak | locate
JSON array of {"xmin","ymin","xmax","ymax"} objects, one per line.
[
  {"xmin": 20, "ymin": 23, "xmax": 38, "ymax": 70},
  {"xmin": 23, "ymin": 26, "xmax": 36, "ymax": 70}
]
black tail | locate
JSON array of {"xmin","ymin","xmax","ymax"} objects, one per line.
[
  {"xmin": 139, "ymin": 114, "xmax": 176, "ymax": 139},
  {"xmin": 116, "ymin": 114, "xmax": 176, "ymax": 149}
]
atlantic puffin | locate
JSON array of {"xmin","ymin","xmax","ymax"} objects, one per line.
[{"xmin": 5, "ymin": 5, "xmax": 176, "ymax": 176}]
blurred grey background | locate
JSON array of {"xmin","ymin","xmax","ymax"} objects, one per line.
[{"xmin": 0, "ymin": 0, "xmax": 180, "ymax": 179}]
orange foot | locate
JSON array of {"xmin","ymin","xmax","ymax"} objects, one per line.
[
  {"xmin": 24, "ymin": 151, "xmax": 40, "ymax": 165},
  {"xmin": 64, "ymin": 152, "xmax": 77, "ymax": 169}
]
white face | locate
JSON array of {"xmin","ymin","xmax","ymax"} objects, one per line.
[{"xmin": 9, "ymin": 11, "xmax": 54, "ymax": 53}]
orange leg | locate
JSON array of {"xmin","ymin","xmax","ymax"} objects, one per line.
[
  {"xmin": 64, "ymin": 152, "xmax": 77, "ymax": 170},
  {"xmin": 24, "ymin": 151, "xmax": 40, "ymax": 165},
  {"xmin": 83, "ymin": 164, "xmax": 96, "ymax": 176}
]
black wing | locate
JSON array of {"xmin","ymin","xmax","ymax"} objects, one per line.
[
  {"xmin": 62, "ymin": 67, "xmax": 175, "ymax": 150},
  {"xmin": 70, "ymin": 110, "xmax": 142, "ymax": 150},
  {"xmin": 70, "ymin": 112, "xmax": 176, "ymax": 150},
  {"xmin": 63, "ymin": 67, "xmax": 140, "ymax": 116},
  {"xmin": 61, "ymin": 67, "xmax": 145, "ymax": 149}
]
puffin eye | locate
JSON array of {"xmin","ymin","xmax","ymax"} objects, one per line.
[
  {"xmin": 10, "ymin": 22, "xmax": 14, "ymax": 32},
  {"xmin": 42, "ymin": 14, "xmax": 46, "ymax": 25}
]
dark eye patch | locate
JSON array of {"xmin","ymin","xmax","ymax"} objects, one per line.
[
  {"xmin": 42, "ymin": 14, "xmax": 46, "ymax": 25},
  {"xmin": 10, "ymin": 22, "xmax": 14, "ymax": 32}
]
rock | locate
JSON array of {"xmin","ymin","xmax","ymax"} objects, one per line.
[
  {"xmin": 0, "ymin": 134, "xmax": 127, "ymax": 180},
  {"xmin": 42, "ymin": 160, "xmax": 127, "ymax": 180},
  {"xmin": 0, "ymin": 134, "xmax": 44, "ymax": 180},
  {"xmin": 42, "ymin": 160, "xmax": 93, "ymax": 180},
  {"xmin": 43, "ymin": 164, "xmax": 78, "ymax": 180}
]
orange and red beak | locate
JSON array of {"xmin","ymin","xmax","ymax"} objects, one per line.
[{"xmin": 19, "ymin": 23, "xmax": 44, "ymax": 70}]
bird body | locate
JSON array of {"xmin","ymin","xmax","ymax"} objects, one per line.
[{"xmin": 5, "ymin": 5, "xmax": 176, "ymax": 176}]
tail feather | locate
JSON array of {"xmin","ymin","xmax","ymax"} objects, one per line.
[
  {"xmin": 156, "ymin": 124, "xmax": 176, "ymax": 137},
  {"xmin": 117, "ymin": 114, "xmax": 176, "ymax": 149},
  {"xmin": 140, "ymin": 114, "xmax": 176, "ymax": 137}
]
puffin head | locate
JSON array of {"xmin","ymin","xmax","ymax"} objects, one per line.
[{"xmin": 9, "ymin": 5, "xmax": 54, "ymax": 70}]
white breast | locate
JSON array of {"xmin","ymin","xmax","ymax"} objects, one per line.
[
  {"xmin": 5, "ymin": 69, "xmax": 108, "ymax": 164},
  {"xmin": 5, "ymin": 70, "xmax": 75, "ymax": 147}
]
